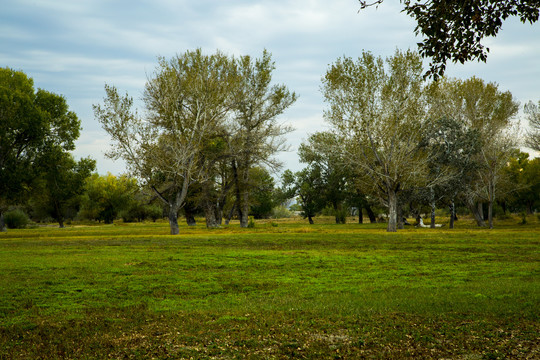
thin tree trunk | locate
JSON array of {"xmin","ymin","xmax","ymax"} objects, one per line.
[
  {"xmin": 232, "ymin": 160, "xmax": 249, "ymax": 228},
  {"xmin": 240, "ymin": 191, "xmax": 249, "ymax": 228},
  {"xmin": 430, "ymin": 203, "xmax": 436, "ymax": 229},
  {"xmin": 225, "ymin": 204, "xmax": 235, "ymax": 225},
  {"xmin": 358, "ymin": 207, "xmax": 363, "ymax": 224},
  {"xmin": 488, "ymin": 200, "xmax": 493, "ymax": 229},
  {"xmin": 449, "ymin": 200, "xmax": 455, "ymax": 229},
  {"xmin": 0, "ymin": 212, "xmax": 6, "ymax": 232},
  {"xmin": 308, "ymin": 215, "xmax": 314, "ymax": 224},
  {"xmin": 478, "ymin": 202, "xmax": 484, "ymax": 220},
  {"xmin": 387, "ymin": 188, "xmax": 398, "ymax": 232},
  {"xmin": 488, "ymin": 182, "xmax": 494, "ymax": 229}
]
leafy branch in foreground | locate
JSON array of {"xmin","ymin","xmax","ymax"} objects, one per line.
[{"xmin": 359, "ymin": 0, "xmax": 540, "ymax": 79}]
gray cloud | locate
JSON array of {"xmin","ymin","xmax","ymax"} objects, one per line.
[{"xmin": 1, "ymin": 0, "xmax": 538, "ymax": 174}]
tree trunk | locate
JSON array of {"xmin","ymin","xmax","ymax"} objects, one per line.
[
  {"xmin": 168, "ymin": 206, "xmax": 180, "ymax": 235},
  {"xmin": 308, "ymin": 215, "xmax": 314, "ymax": 225},
  {"xmin": 232, "ymin": 160, "xmax": 249, "ymax": 228},
  {"xmin": 358, "ymin": 207, "xmax": 363, "ymax": 224},
  {"xmin": 225, "ymin": 204, "xmax": 235, "ymax": 225},
  {"xmin": 366, "ymin": 205, "xmax": 377, "ymax": 223},
  {"xmin": 204, "ymin": 202, "xmax": 220, "ymax": 229},
  {"xmin": 184, "ymin": 204, "xmax": 196, "ymax": 226},
  {"xmin": 478, "ymin": 202, "xmax": 484, "ymax": 220},
  {"xmin": 467, "ymin": 199, "xmax": 486, "ymax": 227},
  {"xmin": 488, "ymin": 182, "xmax": 494, "ymax": 229},
  {"xmin": 0, "ymin": 212, "xmax": 6, "ymax": 232},
  {"xmin": 240, "ymin": 191, "xmax": 249, "ymax": 228},
  {"xmin": 397, "ymin": 204, "xmax": 404, "ymax": 229},
  {"xmin": 449, "ymin": 200, "xmax": 455, "ymax": 229},
  {"xmin": 488, "ymin": 200, "xmax": 494, "ymax": 229},
  {"xmin": 387, "ymin": 188, "xmax": 398, "ymax": 232},
  {"xmin": 58, "ymin": 218, "xmax": 65, "ymax": 228}
]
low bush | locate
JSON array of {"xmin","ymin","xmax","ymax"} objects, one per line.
[{"xmin": 4, "ymin": 209, "xmax": 30, "ymax": 229}]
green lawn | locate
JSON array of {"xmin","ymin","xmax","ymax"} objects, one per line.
[{"xmin": 1, "ymin": 218, "xmax": 539, "ymax": 359}]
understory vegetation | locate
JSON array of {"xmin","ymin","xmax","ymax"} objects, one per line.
[{"xmin": 1, "ymin": 217, "xmax": 538, "ymax": 359}]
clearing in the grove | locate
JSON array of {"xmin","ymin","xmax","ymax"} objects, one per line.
[{"xmin": 0, "ymin": 216, "xmax": 539, "ymax": 359}]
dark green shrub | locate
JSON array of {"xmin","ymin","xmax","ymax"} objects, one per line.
[{"xmin": 4, "ymin": 210, "xmax": 30, "ymax": 229}]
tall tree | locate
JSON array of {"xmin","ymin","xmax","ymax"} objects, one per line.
[
  {"xmin": 95, "ymin": 50, "xmax": 238, "ymax": 234},
  {"xmin": 298, "ymin": 131, "xmax": 348, "ymax": 224},
  {"xmin": 524, "ymin": 100, "xmax": 540, "ymax": 151},
  {"xmin": 505, "ymin": 152, "xmax": 540, "ymax": 214},
  {"xmin": 427, "ymin": 76, "xmax": 519, "ymax": 228},
  {"xmin": 419, "ymin": 116, "xmax": 481, "ymax": 229},
  {"xmin": 79, "ymin": 173, "xmax": 138, "ymax": 224},
  {"xmin": 359, "ymin": 1, "xmax": 540, "ymax": 78},
  {"xmin": 322, "ymin": 49, "xmax": 429, "ymax": 232},
  {"xmin": 231, "ymin": 50, "xmax": 297, "ymax": 227},
  {"xmin": 0, "ymin": 67, "xmax": 81, "ymax": 231},
  {"xmin": 281, "ymin": 167, "xmax": 326, "ymax": 224},
  {"xmin": 33, "ymin": 151, "xmax": 95, "ymax": 227}
]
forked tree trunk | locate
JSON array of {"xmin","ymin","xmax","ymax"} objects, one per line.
[
  {"xmin": 387, "ymin": 189, "xmax": 398, "ymax": 232},
  {"xmin": 467, "ymin": 199, "xmax": 486, "ymax": 227}
]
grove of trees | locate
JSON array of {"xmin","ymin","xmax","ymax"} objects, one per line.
[{"xmin": 1, "ymin": 47, "xmax": 539, "ymax": 233}]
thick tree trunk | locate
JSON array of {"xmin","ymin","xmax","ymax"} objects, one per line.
[
  {"xmin": 308, "ymin": 215, "xmax": 314, "ymax": 225},
  {"xmin": 168, "ymin": 206, "xmax": 180, "ymax": 235},
  {"xmin": 366, "ymin": 205, "xmax": 377, "ymax": 223},
  {"xmin": 184, "ymin": 203, "xmax": 196, "ymax": 226},
  {"xmin": 387, "ymin": 189, "xmax": 398, "ymax": 232},
  {"xmin": 58, "ymin": 218, "xmax": 65, "ymax": 228},
  {"xmin": 204, "ymin": 202, "xmax": 220, "ymax": 229}
]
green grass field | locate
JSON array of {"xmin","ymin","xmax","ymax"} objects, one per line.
[{"xmin": 1, "ymin": 217, "xmax": 539, "ymax": 359}]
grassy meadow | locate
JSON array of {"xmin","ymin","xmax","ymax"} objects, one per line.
[{"xmin": 0, "ymin": 216, "xmax": 539, "ymax": 359}]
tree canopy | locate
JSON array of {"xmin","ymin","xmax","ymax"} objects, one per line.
[
  {"xmin": 0, "ymin": 67, "xmax": 82, "ymax": 230},
  {"xmin": 359, "ymin": 0, "xmax": 540, "ymax": 78}
]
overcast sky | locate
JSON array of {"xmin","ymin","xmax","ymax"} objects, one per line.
[{"xmin": 2, "ymin": 0, "xmax": 539, "ymax": 175}]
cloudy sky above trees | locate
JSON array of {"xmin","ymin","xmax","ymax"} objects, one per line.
[{"xmin": 2, "ymin": 0, "xmax": 539, "ymax": 174}]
